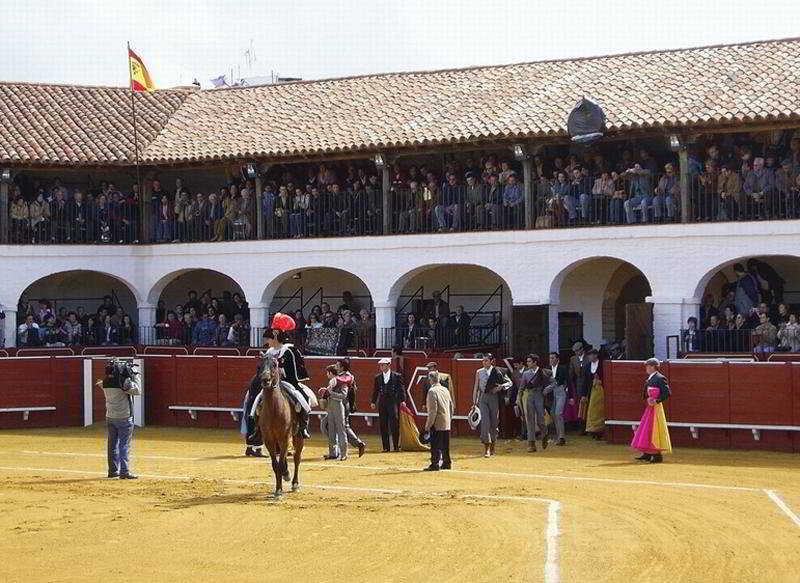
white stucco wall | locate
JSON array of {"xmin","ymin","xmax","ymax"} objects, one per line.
[{"xmin": 2, "ymin": 219, "xmax": 800, "ymax": 355}]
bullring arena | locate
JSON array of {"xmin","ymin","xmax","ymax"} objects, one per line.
[{"xmin": 1, "ymin": 354, "xmax": 799, "ymax": 582}]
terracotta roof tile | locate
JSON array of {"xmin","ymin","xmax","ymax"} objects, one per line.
[
  {"xmin": 0, "ymin": 82, "xmax": 191, "ymax": 166},
  {"xmin": 2, "ymin": 38, "xmax": 800, "ymax": 167}
]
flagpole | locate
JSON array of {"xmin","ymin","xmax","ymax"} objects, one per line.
[{"xmin": 127, "ymin": 41, "xmax": 145, "ymax": 242}]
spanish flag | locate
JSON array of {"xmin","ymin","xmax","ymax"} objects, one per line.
[{"xmin": 128, "ymin": 48, "xmax": 155, "ymax": 92}]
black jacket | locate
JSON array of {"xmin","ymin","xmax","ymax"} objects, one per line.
[
  {"xmin": 372, "ymin": 371, "xmax": 405, "ymax": 407},
  {"xmin": 644, "ymin": 372, "xmax": 670, "ymax": 403}
]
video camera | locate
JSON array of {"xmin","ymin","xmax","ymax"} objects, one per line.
[{"xmin": 105, "ymin": 358, "xmax": 139, "ymax": 387}]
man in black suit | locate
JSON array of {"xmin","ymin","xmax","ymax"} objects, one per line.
[
  {"xmin": 428, "ymin": 290, "xmax": 450, "ymax": 326},
  {"xmin": 371, "ymin": 358, "xmax": 405, "ymax": 452},
  {"xmin": 449, "ymin": 305, "xmax": 471, "ymax": 346}
]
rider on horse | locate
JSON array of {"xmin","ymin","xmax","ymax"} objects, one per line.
[{"xmin": 242, "ymin": 313, "xmax": 312, "ymax": 455}]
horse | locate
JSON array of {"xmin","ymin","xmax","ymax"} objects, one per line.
[{"xmin": 257, "ymin": 354, "xmax": 304, "ymax": 498}]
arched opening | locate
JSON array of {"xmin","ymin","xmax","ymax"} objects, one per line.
[
  {"xmin": 390, "ymin": 264, "xmax": 511, "ymax": 352},
  {"xmin": 15, "ymin": 270, "xmax": 139, "ymax": 347},
  {"xmin": 263, "ymin": 267, "xmax": 374, "ymax": 354},
  {"xmin": 692, "ymin": 255, "xmax": 800, "ymax": 353},
  {"xmin": 149, "ymin": 269, "xmax": 247, "ymax": 347},
  {"xmin": 553, "ymin": 257, "xmax": 652, "ymax": 358}
]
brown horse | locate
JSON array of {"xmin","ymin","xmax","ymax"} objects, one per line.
[{"xmin": 257, "ymin": 355, "xmax": 304, "ymax": 498}]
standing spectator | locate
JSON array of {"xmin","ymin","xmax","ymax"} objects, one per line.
[
  {"xmin": 683, "ymin": 317, "xmax": 701, "ymax": 352},
  {"xmin": 173, "ymin": 189, "xmax": 191, "ymax": 242},
  {"xmin": 733, "ymin": 263, "xmax": 759, "ymax": 318},
  {"xmin": 261, "ymin": 183, "xmax": 276, "ymax": 239},
  {"xmin": 370, "ymin": 358, "xmax": 405, "ymax": 452},
  {"xmin": 274, "ymin": 186, "xmax": 291, "ymax": 237},
  {"xmin": 29, "ymin": 190, "xmax": 51, "ymax": 244},
  {"xmin": 422, "ymin": 370, "xmax": 454, "ymax": 471},
  {"xmin": 592, "ymin": 171, "xmax": 615, "ymax": 223},
  {"xmin": 10, "ymin": 193, "xmax": 29, "ymax": 243},
  {"xmin": 450, "ymin": 305, "xmax": 471, "ymax": 346},
  {"xmin": 464, "ymin": 172, "xmax": 486, "ymax": 230},
  {"xmin": 189, "ymin": 193, "xmax": 208, "ymax": 241}
]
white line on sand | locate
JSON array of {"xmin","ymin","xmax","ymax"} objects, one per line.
[
  {"xmin": 763, "ymin": 489, "xmax": 800, "ymax": 529},
  {"xmin": 0, "ymin": 464, "xmax": 561, "ymax": 583},
  {"xmin": 16, "ymin": 449, "xmax": 761, "ymax": 492}
]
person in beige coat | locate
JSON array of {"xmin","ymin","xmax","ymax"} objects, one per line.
[{"xmin": 423, "ymin": 371, "xmax": 454, "ymax": 471}]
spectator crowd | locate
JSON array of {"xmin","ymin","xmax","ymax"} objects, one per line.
[
  {"xmin": 16, "ymin": 295, "xmax": 136, "ymax": 347},
  {"xmin": 683, "ymin": 258, "xmax": 798, "ymax": 354},
  {"xmin": 7, "ymin": 131, "xmax": 800, "ymax": 245}
]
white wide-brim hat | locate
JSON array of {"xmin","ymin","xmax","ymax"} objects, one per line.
[{"xmin": 467, "ymin": 405, "xmax": 482, "ymax": 430}]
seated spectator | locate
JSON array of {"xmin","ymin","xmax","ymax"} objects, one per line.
[
  {"xmin": 777, "ymin": 314, "xmax": 800, "ymax": 352},
  {"xmin": 193, "ymin": 310, "xmax": 218, "ymax": 346},
  {"xmin": 82, "ymin": 316, "xmax": 98, "ymax": 346},
  {"xmin": 119, "ymin": 314, "xmax": 136, "ymax": 345},
  {"xmin": 29, "ymin": 189, "xmax": 51, "ymax": 244},
  {"xmin": 653, "ymin": 163, "xmax": 679, "ymax": 222},
  {"xmin": 40, "ymin": 315, "xmax": 67, "ymax": 347},
  {"xmin": 215, "ymin": 314, "xmax": 231, "ymax": 346},
  {"xmin": 743, "ymin": 157, "xmax": 775, "ymax": 218},
  {"xmin": 226, "ymin": 313, "xmax": 250, "ymax": 347},
  {"xmin": 753, "ymin": 312, "xmax": 777, "ymax": 354},
  {"xmin": 98, "ymin": 314, "xmax": 120, "ymax": 346},
  {"xmin": 592, "ymin": 171, "xmax": 615, "ymax": 223},
  {"xmin": 622, "ymin": 164, "xmax": 653, "ymax": 224},
  {"xmin": 435, "ymin": 173, "xmax": 461, "ymax": 232},
  {"xmin": 63, "ymin": 311, "xmax": 82, "ymax": 346},
  {"xmin": 502, "ymin": 172, "xmax": 524, "ymax": 227},
  {"xmin": 17, "ymin": 314, "xmax": 40, "ymax": 347}
]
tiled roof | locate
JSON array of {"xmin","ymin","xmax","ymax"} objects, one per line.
[
  {"xmin": 3, "ymin": 38, "xmax": 800, "ymax": 167},
  {"xmin": 0, "ymin": 82, "xmax": 191, "ymax": 166},
  {"xmin": 143, "ymin": 38, "xmax": 800, "ymax": 164}
]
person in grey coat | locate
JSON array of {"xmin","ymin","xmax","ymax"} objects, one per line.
[
  {"xmin": 544, "ymin": 352, "xmax": 569, "ymax": 446},
  {"xmin": 517, "ymin": 354, "xmax": 550, "ymax": 452},
  {"xmin": 473, "ymin": 354, "xmax": 512, "ymax": 457}
]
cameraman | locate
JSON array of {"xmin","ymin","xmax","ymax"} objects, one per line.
[{"xmin": 96, "ymin": 360, "xmax": 141, "ymax": 479}]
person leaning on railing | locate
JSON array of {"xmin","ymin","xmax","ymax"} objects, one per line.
[{"xmin": 777, "ymin": 314, "xmax": 800, "ymax": 352}]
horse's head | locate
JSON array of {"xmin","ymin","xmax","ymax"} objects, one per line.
[{"xmin": 259, "ymin": 353, "xmax": 281, "ymax": 390}]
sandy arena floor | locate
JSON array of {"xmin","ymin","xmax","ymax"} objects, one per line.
[{"xmin": 0, "ymin": 426, "xmax": 798, "ymax": 583}]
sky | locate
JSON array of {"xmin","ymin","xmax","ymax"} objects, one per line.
[{"xmin": 2, "ymin": 0, "xmax": 800, "ymax": 88}]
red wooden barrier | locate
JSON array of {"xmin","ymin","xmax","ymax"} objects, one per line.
[{"xmin": 605, "ymin": 360, "xmax": 800, "ymax": 452}]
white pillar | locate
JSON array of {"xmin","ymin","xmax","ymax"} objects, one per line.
[
  {"xmin": 548, "ymin": 304, "xmax": 560, "ymax": 353},
  {"xmin": 648, "ymin": 297, "xmax": 683, "ymax": 360},
  {"xmin": 137, "ymin": 304, "xmax": 157, "ymax": 345},
  {"xmin": 3, "ymin": 308, "xmax": 17, "ymax": 348},
  {"xmin": 373, "ymin": 303, "xmax": 395, "ymax": 349},
  {"xmin": 249, "ymin": 304, "xmax": 269, "ymax": 347}
]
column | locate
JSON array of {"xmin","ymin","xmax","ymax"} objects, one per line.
[
  {"xmin": 548, "ymin": 304, "xmax": 560, "ymax": 354},
  {"xmin": 3, "ymin": 308, "xmax": 17, "ymax": 348},
  {"xmin": 255, "ymin": 173, "xmax": 264, "ymax": 240},
  {"xmin": 522, "ymin": 157, "xmax": 534, "ymax": 229},
  {"xmin": 137, "ymin": 304, "xmax": 157, "ymax": 346},
  {"xmin": 0, "ymin": 177, "xmax": 9, "ymax": 244},
  {"xmin": 678, "ymin": 147, "xmax": 691, "ymax": 223},
  {"xmin": 373, "ymin": 303, "xmax": 396, "ymax": 349},
  {"xmin": 648, "ymin": 297, "xmax": 684, "ymax": 360},
  {"xmin": 249, "ymin": 304, "xmax": 269, "ymax": 347},
  {"xmin": 381, "ymin": 164, "xmax": 391, "ymax": 235}
]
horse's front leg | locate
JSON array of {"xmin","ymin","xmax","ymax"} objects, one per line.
[
  {"xmin": 270, "ymin": 451, "xmax": 283, "ymax": 498},
  {"xmin": 291, "ymin": 435, "xmax": 303, "ymax": 492}
]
